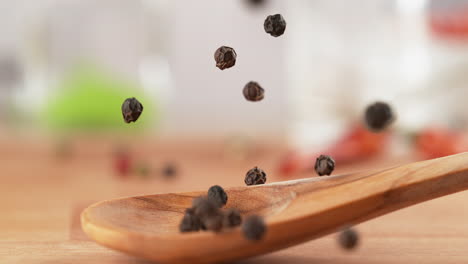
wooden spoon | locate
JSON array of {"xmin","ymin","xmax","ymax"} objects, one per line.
[{"xmin": 81, "ymin": 153, "xmax": 468, "ymax": 264}]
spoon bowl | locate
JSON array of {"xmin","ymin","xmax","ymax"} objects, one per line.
[{"xmin": 82, "ymin": 153, "xmax": 468, "ymax": 264}]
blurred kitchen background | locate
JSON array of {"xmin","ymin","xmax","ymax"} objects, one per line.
[
  {"xmin": 1, "ymin": 0, "xmax": 468, "ymax": 174},
  {"xmin": 6, "ymin": 2, "xmax": 468, "ymax": 262}
]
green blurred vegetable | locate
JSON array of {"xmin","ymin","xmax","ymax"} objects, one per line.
[{"xmin": 43, "ymin": 65, "xmax": 156, "ymax": 132}]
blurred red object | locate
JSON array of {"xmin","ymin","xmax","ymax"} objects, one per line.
[
  {"xmin": 429, "ymin": 1, "xmax": 468, "ymax": 39},
  {"xmin": 279, "ymin": 124, "xmax": 389, "ymax": 176},
  {"xmin": 115, "ymin": 155, "xmax": 131, "ymax": 177},
  {"xmin": 113, "ymin": 148, "xmax": 132, "ymax": 177},
  {"xmin": 415, "ymin": 127, "xmax": 468, "ymax": 159}
]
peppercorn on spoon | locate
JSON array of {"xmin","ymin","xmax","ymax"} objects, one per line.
[{"xmin": 82, "ymin": 153, "xmax": 468, "ymax": 264}]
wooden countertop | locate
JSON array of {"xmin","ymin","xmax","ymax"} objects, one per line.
[{"xmin": 2, "ymin": 136, "xmax": 468, "ymax": 264}]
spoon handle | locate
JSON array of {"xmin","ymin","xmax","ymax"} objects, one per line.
[{"xmin": 270, "ymin": 153, "xmax": 468, "ymax": 236}]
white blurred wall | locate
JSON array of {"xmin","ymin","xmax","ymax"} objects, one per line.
[
  {"xmin": 0, "ymin": 0, "xmax": 288, "ymax": 140},
  {"xmin": 166, "ymin": 0, "xmax": 287, "ymax": 139},
  {"xmin": 2, "ymin": 0, "xmax": 468, "ymax": 146}
]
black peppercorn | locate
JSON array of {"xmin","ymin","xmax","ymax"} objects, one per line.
[
  {"xmin": 162, "ymin": 162, "xmax": 177, "ymax": 179},
  {"xmin": 338, "ymin": 227, "xmax": 359, "ymax": 250},
  {"xmin": 245, "ymin": 0, "xmax": 267, "ymax": 8},
  {"xmin": 192, "ymin": 197, "xmax": 223, "ymax": 232},
  {"xmin": 314, "ymin": 155, "xmax": 335, "ymax": 176},
  {"xmin": 364, "ymin": 102, "xmax": 394, "ymax": 132},
  {"xmin": 245, "ymin": 166, "xmax": 267, "ymax": 186},
  {"xmin": 223, "ymin": 208, "xmax": 242, "ymax": 228},
  {"xmin": 121, "ymin": 97, "xmax": 143, "ymax": 123},
  {"xmin": 242, "ymin": 215, "xmax": 266, "ymax": 240},
  {"xmin": 208, "ymin": 185, "xmax": 228, "ymax": 208},
  {"xmin": 243, "ymin": 81, "xmax": 264, "ymax": 102},
  {"xmin": 179, "ymin": 208, "xmax": 202, "ymax": 232},
  {"xmin": 264, "ymin": 14, "xmax": 286, "ymax": 37},
  {"xmin": 214, "ymin": 46, "xmax": 237, "ymax": 70}
]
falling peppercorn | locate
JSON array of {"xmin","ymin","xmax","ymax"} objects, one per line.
[
  {"xmin": 364, "ymin": 101, "xmax": 394, "ymax": 132},
  {"xmin": 179, "ymin": 208, "xmax": 202, "ymax": 232},
  {"xmin": 208, "ymin": 185, "xmax": 228, "ymax": 208},
  {"xmin": 245, "ymin": 166, "xmax": 267, "ymax": 186},
  {"xmin": 243, "ymin": 81, "xmax": 264, "ymax": 102},
  {"xmin": 264, "ymin": 14, "xmax": 286, "ymax": 37},
  {"xmin": 245, "ymin": 0, "xmax": 267, "ymax": 8},
  {"xmin": 242, "ymin": 215, "xmax": 266, "ymax": 240},
  {"xmin": 214, "ymin": 46, "xmax": 237, "ymax": 70},
  {"xmin": 338, "ymin": 227, "xmax": 359, "ymax": 250},
  {"xmin": 314, "ymin": 155, "xmax": 335, "ymax": 176},
  {"xmin": 121, "ymin": 97, "xmax": 143, "ymax": 123},
  {"xmin": 223, "ymin": 208, "xmax": 242, "ymax": 228}
]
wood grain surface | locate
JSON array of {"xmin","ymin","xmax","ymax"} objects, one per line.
[{"xmin": 2, "ymin": 135, "xmax": 468, "ymax": 263}]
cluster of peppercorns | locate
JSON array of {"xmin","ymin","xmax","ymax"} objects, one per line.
[
  {"xmin": 118, "ymin": 8, "xmax": 370, "ymax": 252},
  {"xmin": 179, "ymin": 185, "xmax": 267, "ymax": 240},
  {"xmin": 213, "ymin": 14, "xmax": 286, "ymax": 102},
  {"xmin": 179, "ymin": 167, "xmax": 268, "ymax": 235},
  {"xmin": 200, "ymin": 12, "xmax": 286, "ymax": 241},
  {"xmin": 119, "ymin": 13, "xmax": 282, "ymax": 241},
  {"xmin": 180, "ymin": 185, "xmax": 239, "ymax": 232},
  {"xmin": 118, "ymin": 9, "xmax": 370, "ymax": 252}
]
